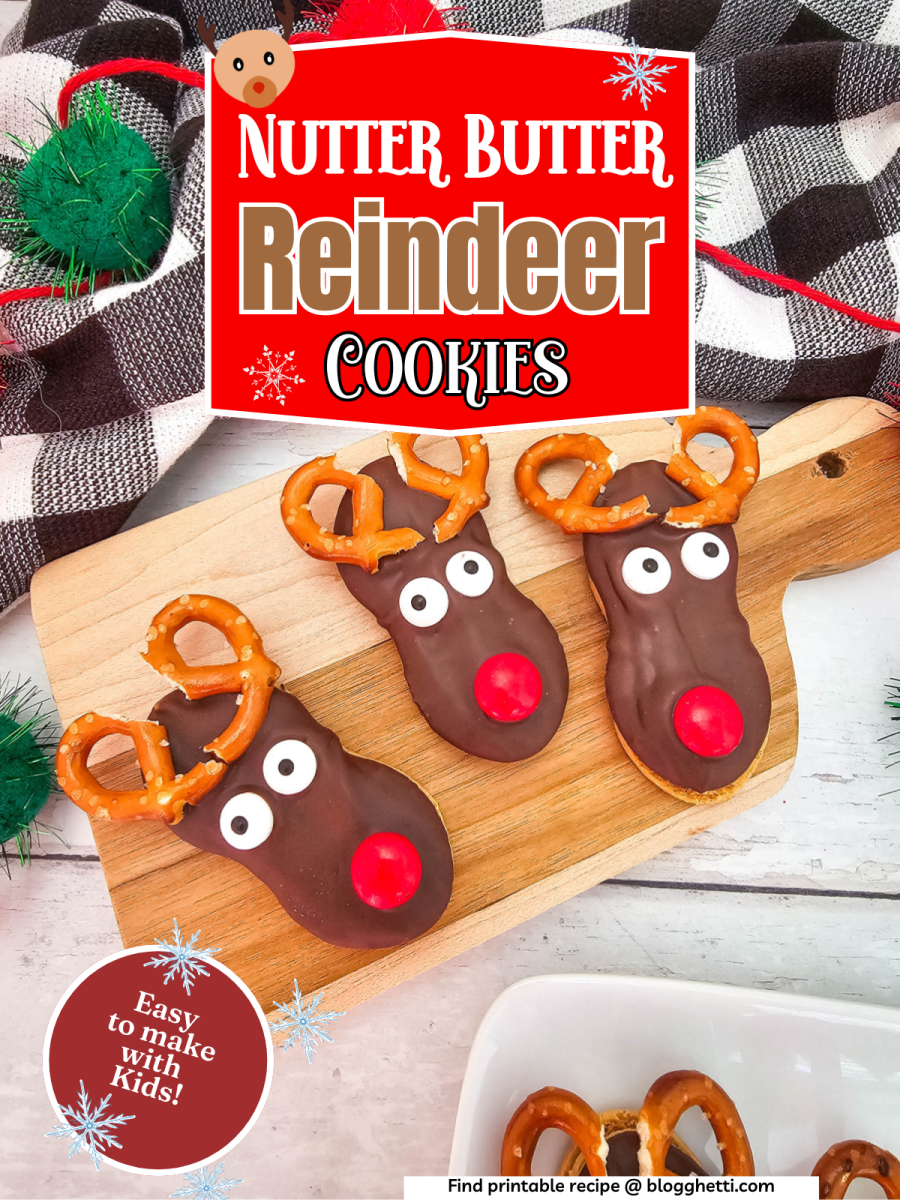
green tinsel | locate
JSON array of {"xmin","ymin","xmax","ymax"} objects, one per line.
[
  {"xmin": 2, "ymin": 85, "xmax": 171, "ymax": 298},
  {"xmin": 0, "ymin": 677, "xmax": 56, "ymax": 873},
  {"xmin": 887, "ymin": 680, "xmax": 900, "ymax": 763}
]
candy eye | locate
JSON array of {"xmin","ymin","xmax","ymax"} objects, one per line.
[
  {"xmin": 622, "ymin": 546, "xmax": 671, "ymax": 594},
  {"xmin": 399, "ymin": 577, "xmax": 449, "ymax": 628},
  {"xmin": 264, "ymin": 51, "xmax": 275, "ymax": 65},
  {"xmin": 681, "ymin": 532, "xmax": 730, "ymax": 580},
  {"xmin": 445, "ymin": 551, "xmax": 494, "ymax": 597},
  {"xmin": 219, "ymin": 792, "xmax": 273, "ymax": 850},
  {"xmin": 262, "ymin": 739, "xmax": 317, "ymax": 795},
  {"xmin": 233, "ymin": 57, "xmax": 244, "ymax": 71}
]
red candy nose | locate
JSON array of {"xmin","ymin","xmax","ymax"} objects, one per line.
[
  {"xmin": 474, "ymin": 653, "xmax": 542, "ymax": 722},
  {"xmin": 673, "ymin": 685, "xmax": 744, "ymax": 757},
  {"xmin": 253, "ymin": 81, "xmax": 265, "ymax": 93},
  {"xmin": 351, "ymin": 832, "xmax": 422, "ymax": 910}
]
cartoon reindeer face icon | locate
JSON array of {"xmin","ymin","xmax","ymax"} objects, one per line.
[
  {"xmin": 198, "ymin": 3, "xmax": 296, "ymax": 109},
  {"xmin": 280, "ymin": 435, "xmax": 570, "ymax": 762},
  {"xmin": 516, "ymin": 408, "xmax": 771, "ymax": 803},
  {"xmin": 56, "ymin": 596, "xmax": 453, "ymax": 949}
]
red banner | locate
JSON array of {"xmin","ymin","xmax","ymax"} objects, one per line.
[{"xmin": 207, "ymin": 33, "xmax": 694, "ymax": 431}]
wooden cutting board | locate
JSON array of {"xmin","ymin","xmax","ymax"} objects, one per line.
[{"xmin": 30, "ymin": 397, "xmax": 900, "ymax": 1027}]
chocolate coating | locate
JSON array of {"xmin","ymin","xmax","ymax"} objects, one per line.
[
  {"xmin": 579, "ymin": 1129, "xmax": 707, "ymax": 1176},
  {"xmin": 334, "ymin": 457, "xmax": 569, "ymax": 762},
  {"xmin": 152, "ymin": 688, "xmax": 454, "ymax": 949},
  {"xmin": 583, "ymin": 460, "xmax": 771, "ymax": 794}
]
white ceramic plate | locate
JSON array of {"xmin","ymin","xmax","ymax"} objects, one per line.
[{"xmin": 449, "ymin": 975, "xmax": 900, "ymax": 1184}]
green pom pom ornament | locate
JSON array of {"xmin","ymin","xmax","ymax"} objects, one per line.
[
  {"xmin": 0, "ymin": 677, "xmax": 56, "ymax": 872},
  {"xmin": 3, "ymin": 86, "xmax": 172, "ymax": 297}
]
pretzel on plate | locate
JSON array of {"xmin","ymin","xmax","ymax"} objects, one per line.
[
  {"xmin": 813, "ymin": 1141, "xmax": 900, "ymax": 1199},
  {"xmin": 501, "ymin": 1087, "xmax": 609, "ymax": 1176},
  {"xmin": 515, "ymin": 431, "xmax": 655, "ymax": 534},
  {"xmin": 388, "ymin": 433, "xmax": 489, "ymax": 541},
  {"xmin": 56, "ymin": 594, "xmax": 279, "ymax": 824},
  {"xmin": 638, "ymin": 1070, "xmax": 754, "ymax": 1176},
  {"xmin": 281, "ymin": 455, "xmax": 423, "ymax": 573},
  {"xmin": 664, "ymin": 407, "xmax": 759, "ymax": 529}
]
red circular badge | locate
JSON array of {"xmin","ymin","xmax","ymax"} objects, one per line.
[{"xmin": 44, "ymin": 943, "xmax": 272, "ymax": 1174}]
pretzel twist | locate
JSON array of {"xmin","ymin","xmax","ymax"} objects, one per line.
[
  {"xmin": 638, "ymin": 1070, "xmax": 754, "ymax": 1176},
  {"xmin": 813, "ymin": 1141, "xmax": 900, "ymax": 1199},
  {"xmin": 515, "ymin": 432, "xmax": 656, "ymax": 534},
  {"xmin": 388, "ymin": 433, "xmax": 490, "ymax": 542},
  {"xmin": 56, "ymin": 714, "xmax": 225, "ymax": 824},
  {"xmin": 57, "ymin": 595, "xmax": 279, "ymax": 824},
  {"xmin": 501, "ymin": 1087, "xmax": 609, "ymax": 1176},
  {"xmin": 141, "ymin": 594, "xmax": 280, "ymax": 762},
  {"xmin": 281, "ymin": 455, "xmax": 423, "ymax": 573},
  {"xmin": 664, "ymin": 406, "xmax": 759, "ymax": 529}
]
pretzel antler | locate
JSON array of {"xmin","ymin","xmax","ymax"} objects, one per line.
[
  {"xmin": 57, "ymin": 715, "xmax": 225, "ymax": 825},
  {"xmin": 388, "ymin": 434, "xmax": 490, "ymax": 541},
  {"xmin": 501, "ymin": 1087, "xmax": 608, "ymax": 1177},
  {"xmin": 282, "ymin": 456, "xmax": 424, "ymax": 572},
  {"xmin": 663, "ymin": 406, "xmax": 759, "ymax": 528},
  {"xmin": 638, "ymin": 1070, "xmax": 754, "ymax": 1176},
  {"xmin": 141, "ymin": 594, "xmax": 280, "ymax": 761},
  {"xmin": 56, "ymin": 595, "xmax": 280, "ymax": 824},
  {"xmin": 197, "ymin": 14, "xmax": 218, "ymax": 54},
  {"xmin": 275, "ymin": 0, "xmax": 295, "ymax": 40},
  {"xmin": 515, "ymin": 432, "xmax": 656, "ymax": 534},
  {"xmin": 813, "ymin": 1142, "xmax": 900, "ymax": 1199}
]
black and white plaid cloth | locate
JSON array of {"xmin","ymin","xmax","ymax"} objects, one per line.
[{"xmin": 0, "ymin": 0, "xmax": 898, "ymax": 615}]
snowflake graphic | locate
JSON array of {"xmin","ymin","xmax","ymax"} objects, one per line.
[
  {"xmin": 170, "ymin": 1161, "xmax": 243, "ymax": 1199},
  {"xmin": 46, "ymin": 1080, "xmax": 135, "ymax": 1170},
  {"xmin": 271, "ymin": 982, "xmax": 344, "ymax": 1062},
  {"xmin": 604, "ymin": 39, "xmax": 675, "ymax": 109},
  {"xmin": 144, "ymin": 918, "xmax": 221, "ymax": 996},
  {"xmin": 243, "ymin": 345, "xmax": 304, "ymax": 406}
]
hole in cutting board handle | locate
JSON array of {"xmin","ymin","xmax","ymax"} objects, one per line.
[{"xmin": 815, "ymin": 451, "xmax": 848, "ymax": 478}]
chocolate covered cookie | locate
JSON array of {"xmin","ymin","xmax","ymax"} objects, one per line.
[
  {"xmin": 515, "ymin": 407, "xmax": 771, "ymax": 803},
  {"xmin": 281, "ymin": 435, "xmax": 569, "ymax": 762},
  {"xmin": 56, "ymin": 594, "xmax": 453, "ymax": 949}
]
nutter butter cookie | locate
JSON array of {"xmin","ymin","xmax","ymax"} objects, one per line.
[
  {"xmin": 281, "ymin": 434, "xmax": 569, "ymax": 762},
  {"xmin": 515, "ymin": 407, "xmax": 771, "ymax": 804},
  {"xmin": 56, "ymin": 594, "xmax": 453, "ymax": 949}
]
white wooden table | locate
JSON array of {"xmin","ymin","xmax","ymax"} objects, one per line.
[{"xmin": 2, "ymin": 7, "xmax": 900, "ymax": 1197}]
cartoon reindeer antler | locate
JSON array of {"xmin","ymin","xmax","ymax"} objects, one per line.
[
  {"xmin": 197, "ymin": 14, "xmax": 218, "ymax": 54},
  {"xmin": 276, "ymin": 0, "xmax": 295, "ymax": 40}
]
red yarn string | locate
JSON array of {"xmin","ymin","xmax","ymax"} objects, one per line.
[
  {"xmin": 0, "ymin": 275, "xmax": 111, "ymax": 309},
  {"xmin": 57, "ymin": 58, "xmax": 205, "ymax": 127},
  {"xmin": 696, "ymin": 239, "xmax": 900, "ymax": 334}
]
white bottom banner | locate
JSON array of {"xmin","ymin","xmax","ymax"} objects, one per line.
[{"xmin": 404, "ymin": 1180, "xmax": 820, "ymax": 1200}]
